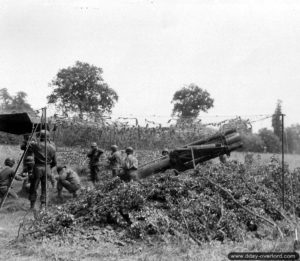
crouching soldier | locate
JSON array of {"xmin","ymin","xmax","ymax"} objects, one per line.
[
  {"xmin": 0, "ymin": 158, "xmax": 24, "ymax": 200},
  {"xmin": 56, "ymin": 166, "xmax": 81, "ymax": 200},
  {"xmin": 119, "ymin": 147, "xmax": 138, "ymax": 181},
  {"xmin": 108, "ymin": 145, "xmax": 123, "ymax": 177}
]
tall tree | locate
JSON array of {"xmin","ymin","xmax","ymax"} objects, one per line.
[
  {"xmin": 48, "ymin": 61, "xmax": 118, "ymax": 119},
  {"xmin": 0, "ymin": 88, "xmax": 12, "ymax": 110},
  {"xmin": 171, "ymin": 83, "xmax": 214, "ymax": 119},
  {"xmin": 0, "ymin": 88, "xmax": 34, "ymax": 114},
  {"xmin": 286, "ymin": 124, "xmax": 300, "ymax": 154},
  {"xmin": 258, "ymin": 128, "xmax": 281, "ymax": 153},
  {"xmin": 272, "ymin": 100, "xmax": 283, "ymax": 141}
]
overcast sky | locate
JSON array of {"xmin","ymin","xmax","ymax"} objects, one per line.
[{"xmin": 0, "ymin": 0, "xmax": 299, "ymax": 129}]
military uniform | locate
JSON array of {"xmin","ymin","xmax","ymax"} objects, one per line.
[
  {"xmin": 29, "ymin": 139, "xmax": 57, "ymax": 207},
  {"xmin": 87, "ymin": 147, "xmax": 104, "ymax": 183},
  {"xmin": 0, "ymin": 167, "xmax": 18, "ymax": 199},
  {"xmin": 108, "ymin": 150, "xmax": 123, "ymax": 177},
  {"xmin": 21, "ymin": 139, "xmax": 35, "ymax": 175},
  {"xmin": 57, "ymin": 167, "xmax": 81, "ymax": 198},
  {"xmin": 0, "ymin": 159, "xmax": 22, "ymax": 199},
  {"xmin": 121, "ymin": 153, "xmax": 138, "ymax": 181}
]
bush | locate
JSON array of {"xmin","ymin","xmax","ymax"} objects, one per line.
[
  {"xmin": 24, "ymin": 159, "xmax": 296, "ymax": 243},
  {"xmin": 258, "ymin": 128, "xmax": 281, "ymax": 153},
  {"xmin": 240, "ymin": 133, "xmax": 264, "ymax": 152}
]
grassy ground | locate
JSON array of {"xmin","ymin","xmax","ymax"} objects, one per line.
[
  {"xmin": 229, "ymin": 151, "xmax": 300, "ymax": 170},
  {"xmin": 1, "ymin": 145, "xmax": 300, "ymax": 260},
  {"xmin": 0, "ymin": 210, "xmax": 297, "ymax": 261}
]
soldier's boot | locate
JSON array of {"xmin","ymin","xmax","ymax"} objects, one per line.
[
  {"xmin": 30, "ymin": 201, "xmax": 36, "ymax": 210},
  {"xmin": 72, "ymin": 190, "xmax": 79, "ymax": 198},
  {"xmin": 40, "ymin": 202, "xmax": 46, "ymax": 210}
]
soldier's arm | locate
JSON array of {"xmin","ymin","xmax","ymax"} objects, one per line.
[
  {"xmin": 9, "ymin": 169, "xmax": 23, "ymax": 181},
  {"xmin": 107, "ymin": 153, "xmax": 115, "ymax": 161},
  {"xmin": 14, "ymin": 174, "xmax": 24, "ymax": 181},
  {"xmin": 87, "ymin": 150, "xmax": 93, "ymax": 158},
  {"xmin": 132, "ymin": 158, "xmax": 138, "ymax": 170},
  {"xmin": 51, "ymin": 152, "xmax": 57, "ymax": 169},
  {"xmin": 20, "ymin": 141, "xmax": 27, "ymax": 150}
]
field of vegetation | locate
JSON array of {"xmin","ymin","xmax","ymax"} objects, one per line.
[{"xmin": 1, "ymin": 144, "xmax": 300, "ymax": 261}]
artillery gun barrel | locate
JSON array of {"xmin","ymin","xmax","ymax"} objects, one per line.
[
  {"xmin": 136, "ymin": 130, "xmax": 242, "ymax": 180},
  {"xmin": 183, "ymin": 128, "xmax": 237, "ymax": 148}
]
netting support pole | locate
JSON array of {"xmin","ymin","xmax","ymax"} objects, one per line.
[
  {"xmin": 44, "ymin": 107, "xmax": 48, "ymax": 209},
  {"xmin": 281, "ymin": 113, "xmax": 285, "ymax": 209},
  {"xmin": 0, "ymin": 123, "xmax": 39, "ymax": 209}
]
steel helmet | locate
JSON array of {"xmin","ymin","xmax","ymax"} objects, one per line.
[
  {"xmin": 91, "ymin": 142, "xmax": 97, "ymax": 148},
  {"xmin": 56, "ymin": 165, "xmax": 66, "ymax": 173},
  {"xmin": 125, "ymin": 146, "xmax": 134, "ymax": 153},
  {"xmin": 25, "ymin": 156, "xmax": 34, "ymax": 164},
  {"xmin": 40, "ymin": 130, "xmax": 50, "ymax": 139},
  {"xmin": 4, "ymin": 158, "xmax": 15, "ymax": 167},
  {"xmin": 162, "ymin": 148, "xmax": 169, "ymax": 153},
  {"xmin": 111, "ymin": 145, "xmax": 118, "ymax": 151}
]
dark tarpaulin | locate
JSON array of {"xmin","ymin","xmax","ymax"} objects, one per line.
[{"xmin": 0, "ymin": 112, "xmax": 40, "ymax": 135}]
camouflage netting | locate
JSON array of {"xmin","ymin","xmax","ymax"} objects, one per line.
[{"xmin": 23, "ymin": 157, "xmax": 300, "ymax": 243}]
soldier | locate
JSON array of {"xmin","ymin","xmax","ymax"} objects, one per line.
[
  {"xmin": 120, "ymin": 147, "xmax": 138, "ymax": 181},
  {"xmin": 161, "ymin": 148, "xmax": 169, "ymax": 158},
  {"xmin": 56, "ymin": 166, "xmax": 81, "ymax": 200},
  {"xmin": 219, "ymin": 154, "xmax": 227, "ymax": 164},
  {"xmin": 107, "ymin": 145, "xmax": 123, "ymax": 177},
  {"xmin": 87, "ymin": 142, "xmax": 104, "ymax": 184},
  {"xmin": 20, "ymin": 134, "xmax": 35, "ymax": 176},
  {"xmin": 20, "ymin": 156, "xmax": 35, "ymax": 194},
  {"xmin": 0, "ymin": 158, "xmax": 23, "ymax": 199},
  {"xmin": 28, "ymin": 130, "xmax": 57, "ymax": 210}
]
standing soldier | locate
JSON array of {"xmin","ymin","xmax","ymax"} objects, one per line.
[
  {"xmin": 87, "ymin": 142, "xmax": 104, "ymax": 185},
  {"xmin": 121, "ymin": 147, "xmax": 138, "ymax": 181},
  {"xmin": 20, "ymin": 134, "xmax": 35, "ymax": 175},
  {"xmin": 20, "ymin": 156, "xmax": 35, "ymax": 194},
  {"xmin": 28, "ymin": 130, "xmax": 57, "ymax": 210},
  {"xmin": 107, "ymin": 145, "xmax": 123, "ymax": 177},
  {"xmin": 20, "ymin": 135, "xmax": 35, "ymax": 194}
]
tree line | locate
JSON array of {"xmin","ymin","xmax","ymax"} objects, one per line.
[{"xmin": 0, "ymin": 61, "xmax": 299, "ymax": 154}]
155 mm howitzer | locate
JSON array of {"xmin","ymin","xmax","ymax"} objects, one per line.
[{"xmin": 136, "ymin": 129, "xmax": 242, "ymax": 180}]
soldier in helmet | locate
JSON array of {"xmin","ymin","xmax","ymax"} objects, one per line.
[
  {"xmin": 20, "ymin": 156, "xmax": 35, "ymax": 194},
  {"xmin": 107, "ymin": 145, "xmax": 123, "ymax": 177},
  {"xmin": 56, "ymin": 166, "xmax": 81, "ymax": 200},
  {"xmin": 20, "ymin": 134, "xmax": 35, "ymax": 174},
  {"xmin": 0, "ymin": 158, "xmax": 24, "ymax": 199},
  {"xmin": 87, "ymin": 142, "xmax": 104, "ymax": 184},
  {"xmin": 28, "ymin": 130, "xmax": 57, "ymax": 210},
  {"xmin": 161, "ymin": 148, "xmax": 169, "ymax": 158},
  {"xmin": 219, "ymin": 154, "xmax": 227, "ymax": 164},
  {"xmin": 120, "ymin": 147, "xmax": 138, "ymax": 181}
]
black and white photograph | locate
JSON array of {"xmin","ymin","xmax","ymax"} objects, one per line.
[{"xmin": 1, "ymin": 0, "xmax": 300, "ymax": 260}]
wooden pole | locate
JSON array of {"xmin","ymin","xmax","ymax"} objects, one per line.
[
  {"xmin": 0, "ymin": 123, "xmax": 38, "ymax": 209},
  {"xmin": 44, "ymin": 107, "xmax": 48, "ymax": 209},
  {"xmin": 281, "ymin": 113, "xmax": 285, "ymax": 209}
]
